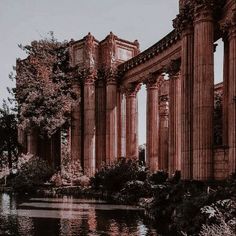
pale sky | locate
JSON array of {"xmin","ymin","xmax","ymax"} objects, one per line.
[{"xmin": 0, "ymin": 0, "xmax": 223, "ymax": 144}]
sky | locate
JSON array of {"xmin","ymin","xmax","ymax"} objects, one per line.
[{"xmin": 0, "ymin": 0, "xmax": 223, "ymax": 144}]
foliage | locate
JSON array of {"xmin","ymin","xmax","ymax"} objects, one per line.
[
  {"xmin": 149, "ymin": 176, "xmax": 236, "ymax": 235},
  {"xmin": 199, "ymin": 199, "xmax": 236, "ymax": 236},
  {"xmin": 10, "ymin": 154, "xmax": 53, "ymax": 193},
  {"xmin": 15, "ymin": 32, "xmax": 78, "ymax": 137},
  {"xmin": 149, "ymin": 170, "xmax": 168, "ymax": 184},
  {"xmin": 0, "ymin": 100, "xmax": 18, "ymax": 169},
  {"xmin": 50, "ymin": 135, "xmax": 83, "ymax": 186},
  {"xmin": 90, "ymin": 158, "xmax": 148, "ymax": 192}
]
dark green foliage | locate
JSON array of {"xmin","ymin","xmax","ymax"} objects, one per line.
[
  {"xmin": 0, "ymin": 101, "xmax": 18, "ymax": 169},
  {"xmin": 90, "ymin": 158, "xmax": 148, "ymax": 193},
  {"xmin": 150, "ymin": 176, "xmax": 236, "ymax": 235},
  {"xmin": 149, "ymin": 170, "xmax": 168, "ymax": 184},
  {"xmin": 11, "ymin": 157, "xmax": 53, "ymax": 193}
]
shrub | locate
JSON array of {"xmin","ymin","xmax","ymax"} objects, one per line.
[
  {"xmin": 149, "ymin": 170, "xmax": 168, "ymax": 184},
  {"xmin": 90, "ymin": 158, "xmax": 148, "ymax": 192},
  {"xmin": 11, "ymin": 154, "xmax": 53, "ymax": 193}
]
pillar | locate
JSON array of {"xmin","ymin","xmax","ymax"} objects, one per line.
[
  {"xmin": 27, "ymin": 128, "xmax": 38, "ymax": 156},
  {"xmin": 146, "ymin": 75, "xmax": 161, "ymax": 172},
  {"xmin": 168, "ymin": 68, "xmax": 181, "ymax": 176},
  {"xmin": 228, "ymin": 18, "xmax": 236, "ymax": 175},
  {"xmin": 95, "ymin": 78, "xmax": 106, "ymax": 170},
  {"xmin": 159, "ymin": 94, "xmax": 169, "ymax": 171},
  {"xmin": 117, "ymin": 90, "xmax": 126, "ymax": 158},
  {"xmin": 223, "ymin": 37, "xmax": 229, "ymax": 147},
  {"xmin": 181, "ymin": 25, "xmax": 194, "ymax": 179},
  {"xmin": 125, "ymin": 83, "xmax": 140, "ymax": 159},
  {"xmin": 83, "ymin": 71, "xmax": 96, "ymax": 176},
  {"xmin": 106, "ymin": 75, "xmax": 117, "ymax": 165},
  {"xmin": 71, "ymin": 82, "xmax": 82, "ymax": 164},
  {"xmin": 193, "ymin": 4, "xmax": 214, "ymax": 180}
]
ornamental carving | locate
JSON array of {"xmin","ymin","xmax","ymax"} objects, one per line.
[
  {"xmin": 159, "ymin": 95, "xmax": 169, "ymax": 118},
  {"xmin": 144, "ymin": 74, "xmax": 164, "ymax": 89},
  {"xmin": 213, "ymin": 89, "xmax": 223, "ymax": 146},
  {"xmin": 77, "ymin": 68, "xmax": 97, "ymax": 85},
  {"xmin": 173, "ymin": 3, "xmax": 194, "ymax": 33},
  {"xmin": 84, "ymin": 32, "xmax": 96, "ymax": 68},
  {"xmin": 164, "ymin": 59, "xmax": 181, "ymax": 78},
  {"xmin": 220, "ymin": 7, "xmax": 236, "ymax": 37},
  {"xmin": 124, "ymin": 83, "xmax": 141, "ymax": 97}
]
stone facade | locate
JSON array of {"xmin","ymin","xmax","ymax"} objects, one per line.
[{"xmin": 17, "ymin": 0, "xmax": 236, "ymax": 180}]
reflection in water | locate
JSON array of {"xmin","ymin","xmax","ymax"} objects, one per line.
[{"xmin": 0, "ymin": 194, "xmax": 159, "ymax": 236}]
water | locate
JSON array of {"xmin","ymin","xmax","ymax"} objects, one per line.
[{"xmin": 0, "ymin": 193, "xmax": 159, "ymax": 236}]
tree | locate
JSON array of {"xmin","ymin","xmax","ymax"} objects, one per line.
[
  {"xmin": 15, "ymin": 32, "xmax": 78, "ymax": 137},
  {"xmin": 0, "ymin": 100, "xmax": 18, "ymax": 170}
]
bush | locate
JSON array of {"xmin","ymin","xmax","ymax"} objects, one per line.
[
  {"xmin": 90, "ymin": 158, "xmax": 148, "ymax": 192},
  {"xmin": 11, "ymin": 154, "xmax": 53, "ymax": 193},
  {"xmin": 149, "ymin": 170, "xmax": 168, "ymax": 184}
]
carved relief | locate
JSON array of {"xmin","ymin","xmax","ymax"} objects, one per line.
[
  {"xmin": 84, "ymin": 32, "xmax": 96, "ymax": 68},
  {"xmin": 214, "ymin": 89, "xmax": 223, "ymax": 146},
  {"xmin": 144, "ymin": 74, "xmax": 164, "ymax": 89}
]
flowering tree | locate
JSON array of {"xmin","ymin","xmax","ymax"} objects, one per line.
[{"xmin": 16, "ymin": 32, "xmax": 78, "ymax": 137}]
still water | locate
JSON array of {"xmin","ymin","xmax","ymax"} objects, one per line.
[{"xmin": 0, "ymin": 193, "xmax": 159, "ymax": 236}]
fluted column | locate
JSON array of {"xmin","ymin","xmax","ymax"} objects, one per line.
[
  {"xmin": 181, "ymin": 25, "xmax": 194, "ymax": 179},
  {"xmin": 125, "ymin": 83, "xmax": 141, "ymax": 159},
  {"xmin": 106, "ymin": 74, "xmax": 118, "ymax": 165},
  {"xmin": 95, "ymin": 78, "xmax": 106, "ymax": 170},
  {"xmin": 159, "ymin": 95, "xmax": 169, "ymax": 171},
  {"xmin": 27, "ymin": 128, "xmax": 38, "ymax": 155},
  {"xmin": 168, "ymin": 68, "xmax": 181, "ymax": 176},
  {"xmin": 71, "ymin": 82, "xmax": 82, "ymax": 164},
  {"xmin": 193, "ymin": 4, "xmax": 214, "ymax": 180},
  {"xmin": 227, "ymin": 17, "xmax": 236, "ymax": 175},
  {"xmin": 145, "ymin": 75, "xmax": 162, "ymax": 172},
  {"xmin": 83, "ymin": 71, "xmax": 96, "ymax": 176},
  {"xmin": 117, "ymin": 90, "xmax": 126, "ymax": 158},
  {"xmin": 222, "ymin": 37, "xmax": 229, "ymax": 146}
]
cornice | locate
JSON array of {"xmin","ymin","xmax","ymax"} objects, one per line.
[{"xmin": 118, "ymin": 30, "xmax": 180, "ymax": 74}]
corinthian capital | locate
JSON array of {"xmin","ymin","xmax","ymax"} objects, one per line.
[
  {"xmin": 164, "ymin": 59, "xmax": 181, "ymax": 78},
  {"xmin": 220, "ymin": 7, "xmax": 236, "ymax": 38},
  {"xmin": 124, "ymin": 83, "xmax": 141, "ymax": 97},
  {"xmin": 144, "ymin": 74, "xmax": 164, "ymax": 89}
]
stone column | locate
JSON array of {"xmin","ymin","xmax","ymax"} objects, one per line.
[
  {"xmin": 71, "ymin": 82, "xmax": 82, "ymax": 164},
  {"xmin": 145, "ymin": 75, "xmax": 161, "ymax": 172},
  {"xmin": 95, "ymin": 78, "xmax": 106, "ymax": 170},
  {"xmin": 227, "ymin": 16, "xmax": 236, "ymax": 175},
  {"xmin": 222, "ymin": 37, "xmax": 229, "ymax": 146},
  {"xmin": 83, "ymin": 71, "xmax": 96, "ymax": 176},
  {"xmin": 193, "ymin": 4, "xmax": 214, "ymax": 180},
  {"xmin": 106, "ymin": 74, "xmax": 117, "ymax": 165},
  {"xmin": 159, "ymin": 94, "xmax": 169, "ymax": 171},
  {"xmin": 181, "ymin": 25, "xmax": 194, "ymax": 179},
  {"xmin": 117, "ymin": 90, "xmax": 126, "ymax": 158},
  {"xmin": 168, "ymin": 66, "xmax": 181, "ymax": 176},
  {"xmin": 27, "ymin": 128, "xmax": 38, "ymax": 156},
  {"xmin": 125, "ymin": 83, "xmax": 141, "ymax": 159}
]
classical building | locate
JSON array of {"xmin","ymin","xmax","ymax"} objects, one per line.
[{"xmin": 17, "ymin": 0, "xmax": 236, "ymax": 180}]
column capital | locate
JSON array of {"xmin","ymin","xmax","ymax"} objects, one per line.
[
  {"xmin": 173, "ymin": 3, "xmax": 194, "ymax": 34},
  {"xmin": 144, "ymin": 74, "xmax": 164, "ymax": 89},
  {"xmin": 164, "ymin": 59, "xmax": 181, "ymax": 78},
  {"xmin": 193, "ymin": 0, "xmax": 214, "ymax": 23},
  {"xmin": 79, "ymin": 68, "xmax": 97, "ymax": 85},
  {"xmin": 220, "ymin": 8, "xmax": 236, "ymax": 39},
  {"xmin": 124, "ymin": 83, "xmax": 141, "ymax": 97}
]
